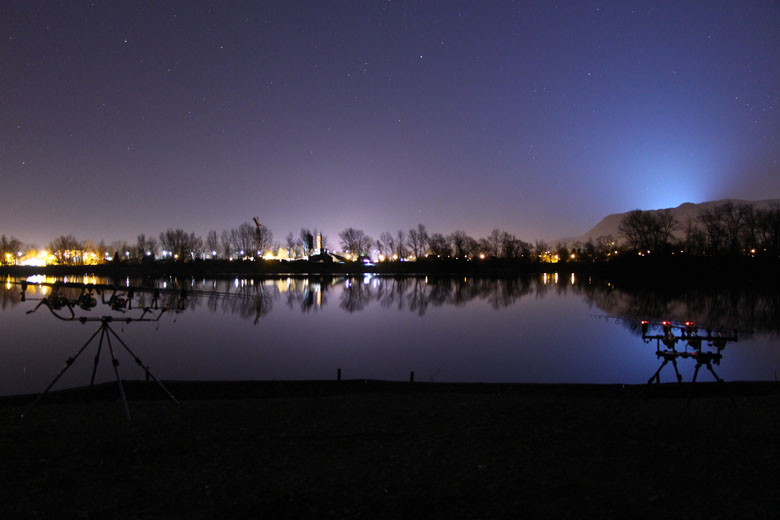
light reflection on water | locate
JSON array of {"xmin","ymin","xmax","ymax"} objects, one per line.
[{"xmin": 0, "ymin": 274, "xmax": 778, "ymax": 395}]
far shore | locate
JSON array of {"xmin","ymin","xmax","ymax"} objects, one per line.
[{"xmin": 2, "ymin": 255, "xmax": 779, "ymax": 285}]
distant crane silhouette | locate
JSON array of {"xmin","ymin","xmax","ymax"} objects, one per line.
[{"xmin": 252, "ymin": 216, "xmax": 263, "ymax": 243}]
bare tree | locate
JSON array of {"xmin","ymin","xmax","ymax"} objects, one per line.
[
  {"xmin": 110, "ymin": 240, "xmax": 131, "ymax": 261},
  {"xmin": 534, "ymin": 240, "xmax": 550, "ymax": 262},
  {"xmin": 683, "ymin": 217, "xmax": 707, "ymax": 256},
  {"xmin": 618, "ymin": 210, "xmax": 648, "ymax": 252},
  {"xmin": 188, "ymin": 233, "xmax": 204, "ymax": 259},
  {"xmin": 285, "ymin": 232, "xmax": 299, "ymax": 258},
  {"xmin": 339, "ymin": 228, "xmax": 372, "ymax": 256},
  {"xmin": 477, "ymin": 237, "xmax": 492, "ymax": 257},
  {"xmin": 378, "ymin": 232, "xmax": 395, "ymax": 258},
  {"xmin": 0, "ymin": 235, "xmax": 23, "ymax": 265},
  {"xmin": 159, "ymin": 229, "xmax": 202, "ymax": 260},
  {"xmin": 655, "ymin": 210, "xmax": 678, "ymax": 252},
  {"xmin": 230, "ymin": 223, "xmax": 255, "ymax": 257},
  {"xmin": 407, "ymin": 224, "xmax": 429, "ymax": 258},
  {"xmin": 757, "ymin": 205, "xmax": 780, "ymax": 254},
  {"xmin": 449, "ymin": 230, "xmax": 472, "ymax": 258},
  {"xmin": 582, "ymin": 239, "xmax": 596, "ymax": 262},
  {"xmin": 595, "ymin": 235, "xmax": 615, "ymax": 260},
  {"xmin": 618, "ymin": 209, "xmax": 677, "ymax": 254},
  {"xmin": 252, "ymin": 221, "xmax": 274, "ymax": 256},
  {"xmin": 395, "ymin": 230, "xmax": 408, "ymax": 258},
  {"xmin": 718, "ymin": 202, "xmax": 750, "ymax": 254},
  {"xmin": 487, "ymin": 229, "xmax": 503, "ymax": 257},
  {"xmin": 428, "ymin": 233, "xmax": 450, "ymax": 257},
  {"xmin": 136, "ymin": 234, "xmax": 158, "ymax": 258},
  {"xmin": 220, "ymin": 229, "xmax": 233, "ymax": 258},
  {"xmin": 49, "ymin": 235, "xmax": 82, "ymax": 264},
  {"xmin": 465, "ymin": 235, "xmax": 479, "ymax": 257},
  {"xmin": 500, "ymin": 232, "xmax": 529, "ymax": 259},
  {"xmin": 697, "ymin": 207, "xmax": 726, "ymax": 255},
  {"xmin": 96, "ymin": 240, "xmax": 110, "ymax": 261},
  {"xmin": 206, "ymin": 230, "xmax": 219, "ymax": 257},
  {"xmin": 555, "ymin": 243, "xmax": 570, "ymax": 262}
]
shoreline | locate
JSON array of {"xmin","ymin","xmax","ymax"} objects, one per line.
[
  {"xmin": 3, "ymin": 255, "xmax": 780, "ymax": 286},
  {"xmin": 4, "ymin": 377, "xmax": 779, "ymax": 403}
]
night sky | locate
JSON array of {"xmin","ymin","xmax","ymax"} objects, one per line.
[{"xmin": 2, "ymin": 1, "xmax": 779, "ymax": 247}]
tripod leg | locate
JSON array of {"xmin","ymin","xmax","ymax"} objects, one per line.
[
  {"xmin": 692, "ymin": 362, "xmax": 702, "ymax": 383},
  {"xmin": 687, "ymin": 362, "xmax": 703, "ymax": 406},
  {"xmin": 706, "ymin": 363, "xmax": 724, "ymax": 383},
  {"xmin": 21, "ymin": 324, "xmax": 103, "ymax": 418},
  {"xmin": 106, "ymin": 324, "xmax": 179, "ymax": 404},
  {"xmin": 89, "ymin": 326, "xmax": 106, "ymax": 387},
  {"xmin": 672, "ymin": 358, "xmax": 683, "ymax": 383},
  {"xmin": 104, "ymin": 330, "xmax": 132, "ymax": 421},
  {"xmin": 648, "ymin": 360, "xmax": 668, "ymax": 385}
]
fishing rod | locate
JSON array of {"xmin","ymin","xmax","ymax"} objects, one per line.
[{"xmin": 592, "ymin": 314, "xmax": 753, "ymax": 335}]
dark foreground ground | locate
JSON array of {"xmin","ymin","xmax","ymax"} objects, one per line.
[{"xmin": 2, "ymin": 381, "xmax": 780, "ymax": 519}]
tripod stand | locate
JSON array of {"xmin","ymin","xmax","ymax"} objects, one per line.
[
  {"xmin": 641, "ymin": 323, "xmax": 736, "ymax": 405},
  {"xmin": 22, "ymin": 315, "xmax": 179, "ymax": 420},
  {"xmin": 648, "ymin": 349, "xmax": 685, "ymax": 384}
]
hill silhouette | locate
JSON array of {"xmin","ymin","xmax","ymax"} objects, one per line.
[{"xmin": 561, "ymin": 199, "xmax": 780, "ymax": 245}]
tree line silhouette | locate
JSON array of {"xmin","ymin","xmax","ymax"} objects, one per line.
[
  {"xmin": 618, "ymin": 201, "xmax": 780, "ymax": 257},
  {"xmin": 2, "ymin": 200, "xmax": 779, "ymax": 266}
]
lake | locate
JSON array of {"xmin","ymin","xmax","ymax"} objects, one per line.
[{"xmin": 1, "ymin": 273, "xmax": 778, "ymax": 396}]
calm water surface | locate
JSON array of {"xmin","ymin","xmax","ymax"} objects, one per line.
[{"xmin": 1, "ymin": 274, "xmax": 778, "ymax": 395}]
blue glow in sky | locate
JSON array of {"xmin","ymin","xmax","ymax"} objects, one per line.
[{"xmin": 1, "ymin": 1, "xmax": 778, "ymax": 246}]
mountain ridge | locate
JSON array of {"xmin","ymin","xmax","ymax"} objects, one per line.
[{"xmin": 559, "ymin": 199, "xmax": 780, "ymax": 246}]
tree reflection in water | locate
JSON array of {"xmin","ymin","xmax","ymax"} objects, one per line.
[{"xmin": 1, "ymin": 274, "xmax": 778, "ymax": 336}]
